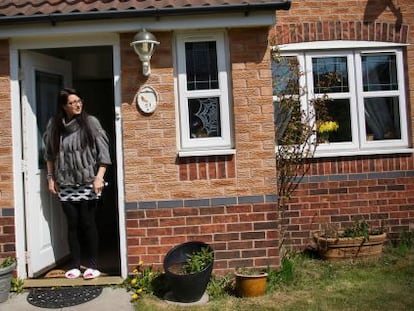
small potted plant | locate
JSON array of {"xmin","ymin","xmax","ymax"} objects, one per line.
[
  {"xmin": 163, "ymin": 241, "xmax": 214, "ymax": 303},
  {"xmin": 0, "ymin": 257, "xmax": 17, "ymax": 303},
  {"xmin": 234, "ymin": 267, "xmax": 268, "ymax": 298},
  {"xmin": 313, "ymin": 220, "xmax": 387, "ymax": 261}
]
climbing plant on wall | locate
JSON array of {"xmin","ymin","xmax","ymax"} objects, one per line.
[{"xmin": 271, "ymin": 46, "xmax": 333, "ymax": 251}]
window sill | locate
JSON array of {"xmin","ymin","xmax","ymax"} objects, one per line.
[
  {"xmin": 178, "ymin": 149, "xmax": 236, "ymax": 157},
  {"xmin": 314, "ymin": 147, "xmax": 414, "ymax": 158}
]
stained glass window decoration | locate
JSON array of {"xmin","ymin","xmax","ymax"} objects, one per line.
[{"xmin": 188, "ymin": 97, "xmax": 221, "ymax": 139}]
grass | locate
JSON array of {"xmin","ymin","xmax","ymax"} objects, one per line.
[{"xmin": 131, "ymin": 244, "xmax": 414, "ymax": 311}]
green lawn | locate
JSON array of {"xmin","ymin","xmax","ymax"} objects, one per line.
[{"xmin": 132, "ymin": 245, "xmax": 414, "ymax": 311}]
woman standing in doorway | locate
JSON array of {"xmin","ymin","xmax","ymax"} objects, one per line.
[{"xmin": 43, "ymin": 88, "xmax": 111, "ymax": 279}]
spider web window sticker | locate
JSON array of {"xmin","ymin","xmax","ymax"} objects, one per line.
[{"xmin": 188, "ymin": 97, "xmax": 221, "ymax": 138}]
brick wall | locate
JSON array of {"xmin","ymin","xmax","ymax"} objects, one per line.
[
  {"xmin": 126, "ymin": 202, "xmax": 279, "ymax": 274},
  {"xmin": 120, "ymin": 29, "xmax": 276, "ymax": 203},
  {"xmin": 0, "ymin": 39, "xmax": 15, "ymax": 259},
  {"xmin": 271, "ymin": 0, "xmax": 414, "ymax": 249},
  {"xmin": 285, "ymin": 156, "xmax": 414, "ymax": 249},
  {"xmin": 121, "ymin": 28, "xmax": 279, "ymax": 272}
]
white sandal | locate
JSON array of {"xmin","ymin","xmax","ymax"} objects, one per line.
[
  {"xmin": 83, "ymin": 268, "xmax": 100, "ymax": 280},
  {"xmin": 65, "ymin": 268, "xmax": 81, "ymax": 279}
]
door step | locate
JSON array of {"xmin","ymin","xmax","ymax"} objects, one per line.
[{"xmin": 23, "ymin": 276, "xmax": 123, "ymax": 288}]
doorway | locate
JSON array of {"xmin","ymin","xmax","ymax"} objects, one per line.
[{"xmin": 20, "ymin": 46, "xmax": 120, "ymax": 279}]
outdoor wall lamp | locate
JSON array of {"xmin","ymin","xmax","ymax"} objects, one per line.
[{"xmin": 130, "ymin": 29, "xmax": 160, "ymax": 76}]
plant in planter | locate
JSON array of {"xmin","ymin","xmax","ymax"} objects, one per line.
[
  {"xmin": 182, "ymin": 246, "xmax": 214, "ymax": 274},
  {"xmin": 0, "ymin": 257, "xmax": 17, "ymax": 303},
  {"xmin": 163, "ymin": 241, "xmax": 214, "ymax": 303},
  {"xmin": 313, "ymin": 220, "xmax": 387, "ymax": 261},
  {"xmin": 234, "ymin": 267, "xmax": 268, "ymax": 298}
]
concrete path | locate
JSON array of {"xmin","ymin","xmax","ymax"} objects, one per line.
[{"xmin": 0, "ymin": 287, "xmax": 135, "ymax": 311}]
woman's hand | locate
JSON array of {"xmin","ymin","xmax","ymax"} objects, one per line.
[
  {"xmin": 47, "ymin": 177, "xmax": 58, "ymax": 194},
  {"xmin": 93, "ymin": 176, "xmax": 105, "ymax": 196},
  {"xmin": 94, "ymin": 165, "xmax": 107, "ymax": 197}
]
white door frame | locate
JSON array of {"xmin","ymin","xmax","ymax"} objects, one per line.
[{"xmin": 10, "ymin": 33, "xmax": 127, "ymax": 279}]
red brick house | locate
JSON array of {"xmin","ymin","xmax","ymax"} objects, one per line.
[
  {"xmin": 0, "ymin": 0, "xmax": 413, "ymax": 284},
  {"xmin": 272, "ymin": 0, "xmax": 414, "ymax": 250}
]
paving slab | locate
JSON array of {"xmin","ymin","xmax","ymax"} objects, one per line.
[{"xmin": 0, "ymin": 287, "xmax": 135, "ymax": 311}]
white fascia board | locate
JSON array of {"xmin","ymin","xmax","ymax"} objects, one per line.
[
  {"xmin": 276, "ymin": 40, "xmax": 409, "ymax": 51},
  {"xmin": 11, "ymin": 33, "xmax": 119, "ymax": 50},
  {"xmin": 0, "ymin": 12, "xmax": 275, "ymax": 39}
]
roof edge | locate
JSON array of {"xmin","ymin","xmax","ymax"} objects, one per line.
[{"xmin": 0, "ymin": 1, "xmax": 291, "ymax": 25}]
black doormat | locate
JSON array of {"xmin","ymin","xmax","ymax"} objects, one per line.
[{"xmin": 27, "ymin": 286, "xmax": 103, "ymax": 309}]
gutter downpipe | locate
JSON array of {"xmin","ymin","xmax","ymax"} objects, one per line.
[{"xmin": 0, "ymin": 1, "xmax": 291, "ymax": 25}]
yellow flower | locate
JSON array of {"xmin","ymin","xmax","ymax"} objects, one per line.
[
  {"xmin": 131, "ymin": 293, "xmax": 138, "ymax": 300},
  {"xmin": 318, "ymin": 121, "xmax": 339, "ymax": 134},
  {"xmin": 130, "ymin": 278, "xmax": 137, "ymax": 285},
  {"xmin": 132, "ymin": 268, "xmax": 138, "ymax": 274},
  {"xmin": 138, "ymin": 260, "xmax": 144, "ymax": 266},
  {"xmin": 136, "ymin": 288, "xmax": 143, "ymax": 294}
]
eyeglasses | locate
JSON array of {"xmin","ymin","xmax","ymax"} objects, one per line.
[{"xmin": 67, "ymin": 99, "xmax": 83, "ymax": 106}]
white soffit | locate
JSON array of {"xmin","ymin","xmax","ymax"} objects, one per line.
[{"xmin": 0, "ymin": 12, "xmax": 275, "ymax": 38}]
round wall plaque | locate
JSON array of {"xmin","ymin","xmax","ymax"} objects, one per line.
[{"xmin": 136, "ymin": 86, "xmax": 158, "ymax": 114}]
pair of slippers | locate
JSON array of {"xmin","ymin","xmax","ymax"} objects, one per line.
[{"xmin": 64, "ymin": 268, "xmax": 100, "ymax": 280}]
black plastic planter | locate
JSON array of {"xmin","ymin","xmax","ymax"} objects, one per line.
[{"xmin": 163, "ymin": 241, "xmax": 214, "ymax": 303}]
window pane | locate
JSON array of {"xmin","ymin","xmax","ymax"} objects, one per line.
[
  {"xmin": 35, "ymin": 70, "xmax": 63, "ymax": 169},
  {"xmin": 188, "ymin": 97, "xmax": 221, "ymax": 138},
  {"xmin": 185, "ymin": 41, "xmax": 219, "ymax": 91},
  {"xmin": 274, "ymin": 98, "xmax": 302, "ymax": 145},
  {"xmin": 364, "ymin": 97, "xmax": 401, "ymax": 140},
  {"xmin": 318, "ymin": 99, "xmax": 352, "ymax": 143},
  {"xmin": 312, "ymin": 57, "xmax": 349, "ymax": 93},
  {"xmin": 272, "ymin": 56, "xmax": 299, "ymax": 96},
  {"xmin": 362, "ymin": 53, "xmax": 397, "ymax": 91}
]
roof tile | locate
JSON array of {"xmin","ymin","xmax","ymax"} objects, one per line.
[{"xmin": 0, "ymin": 0, "xmax": 290, "ymax": 18}]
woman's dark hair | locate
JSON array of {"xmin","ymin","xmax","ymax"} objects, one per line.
[{"xmin": 49, "ymin": 88, "xmax": 95, "ymax": 155}]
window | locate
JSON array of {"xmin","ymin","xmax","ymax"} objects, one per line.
[
  {"xmin": 176, "ymin": 31, "xmax": 232, "ymax": 155},
  {"xmin": 272, "ymin": 44, "xmax": 409, "ymax": 156}
]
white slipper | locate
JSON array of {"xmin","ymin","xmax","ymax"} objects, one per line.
[
  {"xmin": 65, "ymin": 268, "xmax": 81, "ymax": 279},
  {"xmin": 83, "ymin": 268, "xmax": 100, "ymax": 280}
]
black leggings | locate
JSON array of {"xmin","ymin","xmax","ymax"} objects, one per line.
[{"xmin": 61, "ymin": 200, "xmax": 99, "ymax": 270}]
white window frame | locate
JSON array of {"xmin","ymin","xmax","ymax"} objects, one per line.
[
  {"xmin": 175, "ymin": 31, "xmax": 233, "ymax": 156},
  {"xmin": 273, "ymin": 41, "xmax": 411, "ymax": 157}
]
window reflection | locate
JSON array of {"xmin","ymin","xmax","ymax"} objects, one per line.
[
  {"xmin": 272, "ymin": 56, "xmax": 299, "ymax": 96},
  {"xmin": 362, "ymin": 54, "xmax": 397, "ymax": 91},
  {"xmin": 312, "ymin": 57, "xmax": 349, "ymax": 93},
  {"xmin": 185, "ymin": 41, "xmax": 219, "ymax": 91},
  {"xmin": 365, "ymin": 97, "xmax": 401, "ymax": 140}
]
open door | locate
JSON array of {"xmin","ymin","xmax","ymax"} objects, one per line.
[{"xmin": 21, "ymin": 51, "xmax": 72, "ymax": 277}]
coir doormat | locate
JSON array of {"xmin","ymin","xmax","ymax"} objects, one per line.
[{"xmin": 27, "ymin": 286, "xmax": 103, "ymax": 309}]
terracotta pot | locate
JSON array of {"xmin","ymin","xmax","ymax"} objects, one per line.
[
  {"xmin": 313, "ymin": 232, "xmax": 387, "ymax": 261},
  {"xmin": 235, "ymin": 271, "xmax": 268, "ymax": 298}
]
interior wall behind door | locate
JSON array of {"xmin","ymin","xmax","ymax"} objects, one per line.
[
  {"xmin": 76, "ymin": 79, "xmax": 120, "ymax": 274},
  {"xmin": 71, "ymin": 47, "xmax": 120, "ymax": 274}
]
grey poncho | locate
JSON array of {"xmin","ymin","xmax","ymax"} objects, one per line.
[{"xmin": 43, "ymin": 115, "xmax": 111, "ymax": 186}]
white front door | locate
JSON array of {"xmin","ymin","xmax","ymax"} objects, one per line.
[{"xmin": 21, "ymin": 51, "xmax": 72, "ymax": 277}]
